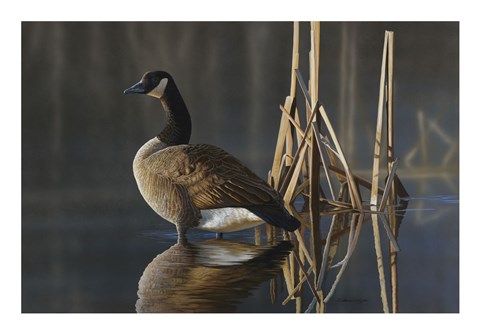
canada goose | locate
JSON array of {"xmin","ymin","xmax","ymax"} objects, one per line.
[
  {"xmin": 124, "ymin": 71, "xmax": 300, "ymax": 241},
  {"xmin": 136, "ymin": 239, "xmax": 292, "ymax": 312}
]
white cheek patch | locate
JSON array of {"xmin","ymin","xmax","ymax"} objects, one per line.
[{"xmin": 147, "ymin": 78, "xmax": 168, "ymax": 98}]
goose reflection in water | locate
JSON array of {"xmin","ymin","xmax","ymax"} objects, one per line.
[{"xmin": 136, "ymin": 239, "xmax": 293, "ymax": 313}]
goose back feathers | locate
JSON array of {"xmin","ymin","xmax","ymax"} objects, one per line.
[{"xmin": 144, "ymin": 144, "xmax": 283, "ymax": 209}]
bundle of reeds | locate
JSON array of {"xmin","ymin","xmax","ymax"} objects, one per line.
[
  {"xmin": 269, "ymin": 23, "xmax": 407, "ymax": 225},
  {"xmin": 264, "ymin": 22, "xmax": 409, "ymax": 313}
]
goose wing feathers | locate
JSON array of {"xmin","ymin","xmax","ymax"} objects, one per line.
[{"xmin": 142, "ymin": 144, "xmax": 283, "ymax": 209}]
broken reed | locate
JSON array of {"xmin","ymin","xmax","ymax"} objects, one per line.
[{"xmin": 266, "ymin": 23, "xmax": 407, "ymax": 313}]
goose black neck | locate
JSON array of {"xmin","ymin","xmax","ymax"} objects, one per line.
[{"xmin": 157, "ymin": 80, "xmax": 192, "ymax": 146}]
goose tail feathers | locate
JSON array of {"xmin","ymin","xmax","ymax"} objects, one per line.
[{"xmin": 247, "ymin": 205, "xmax": 300, "ymax": 232}]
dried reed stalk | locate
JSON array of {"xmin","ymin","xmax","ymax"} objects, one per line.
[
  {"xmin": 292, "ymin": 179, "xmax": 309, "ymax": 202},
  {"xmin": 370, "ymin": 31, "xmax": 389, "ymax": 208},
  {"xmin": 271, "ymin": 99, "xmax": 293, "ymax": 187},
  {"xmin": 279, "ymin": 104, "xmax": 312, "ymax": 148},
  {"xmin": 386, "ymin": 31, "xmax": 399, "ymax": 313},
  {"xmin": 280, "ymin": 103, "xmax": 319, "ymax": 199},
  {"xmin": 388, "ymin": 199, "xmax": 410, "ymax": 313},
  {"xmin": 316, "ymin": 215, "xmax": 338, "ymax": 291},
  {"xmin": 290, "ymin": 22, "xmax": 300, "ymax": 97},
  {"xmin": 282, "ymin": 261, "xmax": 295, "ymax": 294},
  {"xmin": 319, "ymin": 198, "xmax": 352, "ymax": 209},
  {"xmin": 309, "ymin": 22, "xmax": 320, "ymax": 105},
  {"xmin": 386, "ymin": 31, "xmax": 397, "ymax": 207},
  {"xmin": 372, "ymin": 213, "xmax": 390, "ymax": 313},
  {"xmin": 318, "ymin": 105, "xmax": 363, "ymax": 210},
  {"xmin": 292, "ymin": 251, "xmax": 323, "ymax": 307},
  {"xmin": 369, "ymin": 31, "xmax": 391, "ymax": 313},
  {"xmin": 284, "ymin": 22, "xmax": 300, "ymax": 167},
  {"xmin": 323, "ymin": 214, "xmax": 364, "ymax": 303},
  {"xmin": 309, "ymin": 155, "xmax": 322, "ymax": 277},
  {"xmin": 379, "ymin": 214, "xmax": 400, "ymax": 252},
  {"xmin": 312, "ymin": 119, "xmax": 336, "ymax": 199},
  {"xmin": 271, "ymin": 22, "xmax": 300, "ymax": 187},
  {"xmin": 293, "ymin": 229, "xmax": 314, "ymax": 266},
  {"xmin": 309, "ymin": 24, "xmax": 322, "ymax": 280},
  {"xmin": 270, "ymin": 279, "xmax": 277, "ymax": 304},
  {"xmin": 379, "ymin": 157, "xmax": 399, "ymax": 211},
  {"xmin": 282, "ymin": 265, "xmax": 314, "ymax": 305},
  {"xmin": 295, "ymin": 69, "xmax": 312, "ymax": 110},
  {"xmin": 328, "ymin": 165, "xmax": 385, "ymax": 194},
  {"xmin": 389, "ymin": 214, "xmax": 399, "ymax": 313},
  {"xmin": 283, "ymin": 144, "xmax": 308, "ymax": 204},
  {"xmin": 325, "ymin": 214, "xmax": 349, "ymax": 270}
]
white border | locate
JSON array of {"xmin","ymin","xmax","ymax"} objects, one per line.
[{"xmin": 3, "ymin": 1, "xmax": 477, "ymax": 333}]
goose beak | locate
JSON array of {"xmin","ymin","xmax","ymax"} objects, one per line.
[{"xmin": 124, "ymin": 81, "xmax": 147, "ymax": 94}]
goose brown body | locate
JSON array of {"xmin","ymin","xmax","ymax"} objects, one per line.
[{"xmin": 125, "ymin": 71, "xmax": 300, "ymax": 240}]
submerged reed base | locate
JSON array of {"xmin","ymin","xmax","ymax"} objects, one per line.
[{"xmin": 259, "ymin": 23, "xmax": 409, "ymax": 313}]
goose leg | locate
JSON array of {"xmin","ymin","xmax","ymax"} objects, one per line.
[
  {"xmin": 172, "ymin": 185, "xmax": 199, "ymax": 245},
  {"xmin": 176, "ymin": 224, "xmax": 188, "ymax": 245}
]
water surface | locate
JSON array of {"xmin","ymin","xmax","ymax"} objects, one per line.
[{"xmin": 22, "ymin": 176, "xmax": 458, "ymax": 313}]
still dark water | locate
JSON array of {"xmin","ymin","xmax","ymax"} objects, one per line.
[{"xmin": 22, "ymin": 176, "xmax": 458, "ymax": 313}]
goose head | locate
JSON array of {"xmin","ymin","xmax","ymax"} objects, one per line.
[{"xmin": 124, "ymin": 71, "xmax": 171, "ymax": 99}]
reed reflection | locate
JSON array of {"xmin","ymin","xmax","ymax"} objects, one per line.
[
  {"xmin": 274, "ymin": 199, "xmax": 409, "ymax": 313},
  {"xmin": 136, "ymin": 238, "xmax": 293, "ymax": 312}
]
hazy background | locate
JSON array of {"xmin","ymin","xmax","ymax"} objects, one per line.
[{"xmin": 21, "ymin": 22, "xmax": 458, "ymax": 312}]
